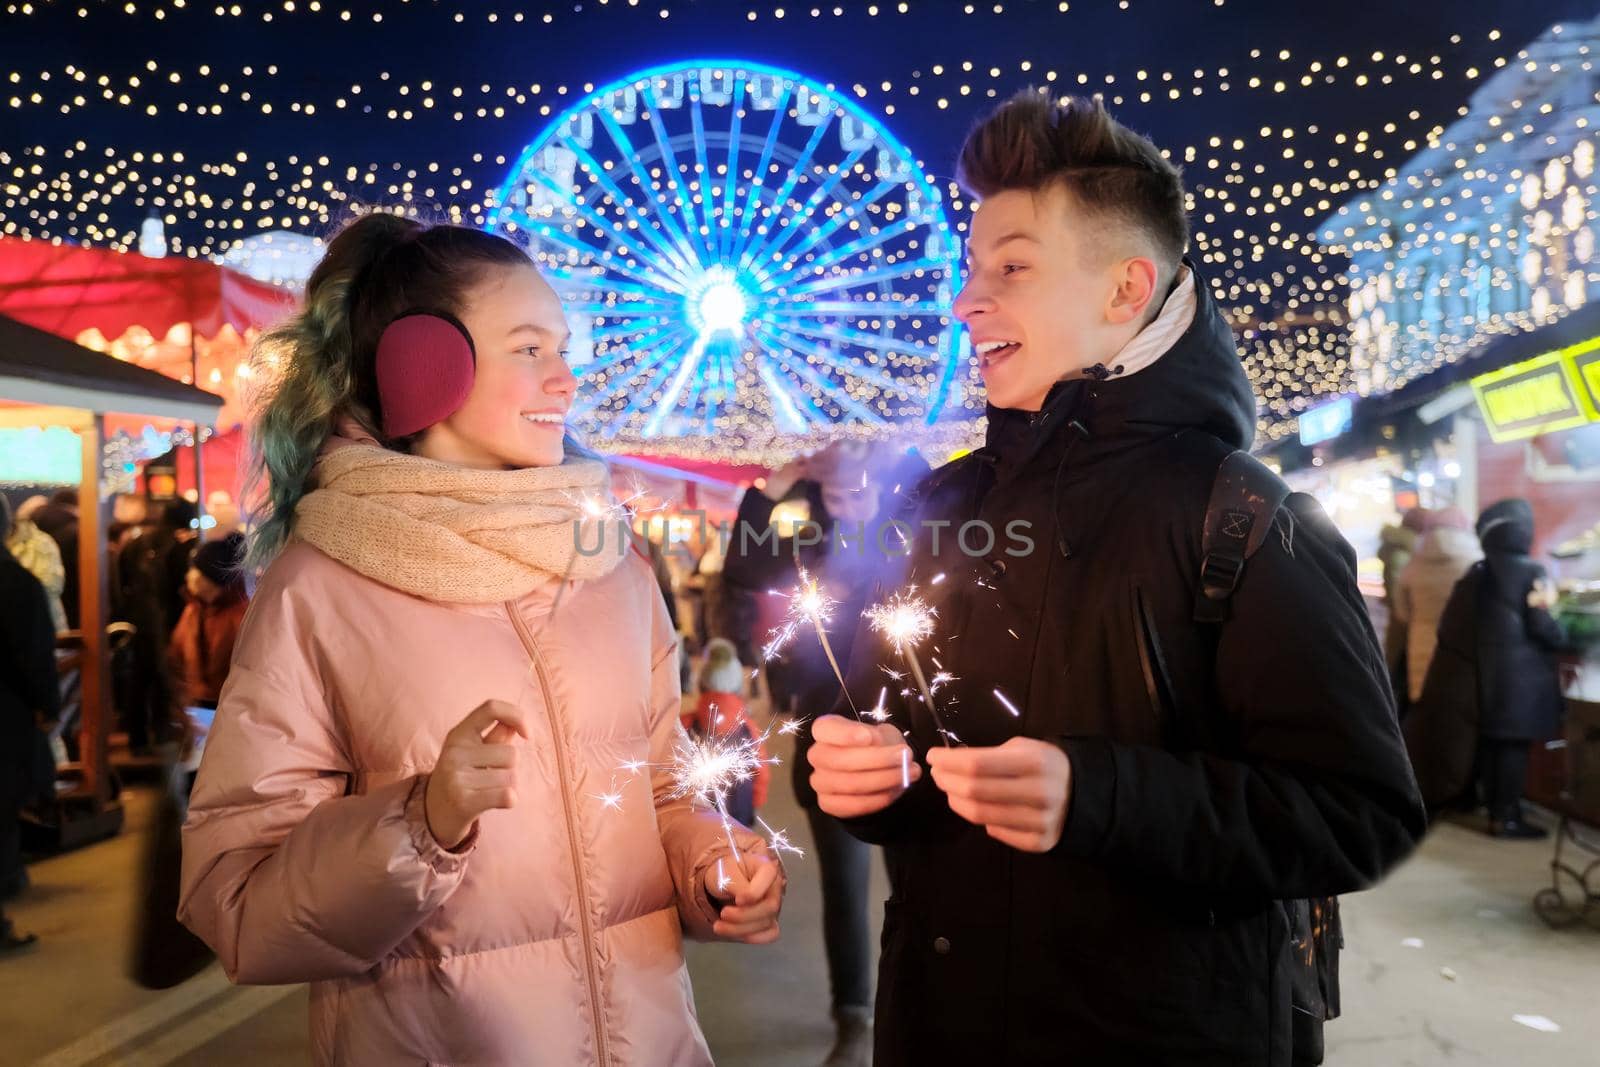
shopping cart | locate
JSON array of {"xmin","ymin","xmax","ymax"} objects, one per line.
[{"xmin": 1532, "ymin": 696, "xmax": 1600, "ymax": 929}]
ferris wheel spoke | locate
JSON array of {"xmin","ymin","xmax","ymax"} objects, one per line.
[
  {"xmin": 556, "ymin": 133, "xmax": 700, "ymax": 283},
  {"xmin": 924, "ymin": 329, "xmax": 967, "ymax": 424},
  {"xmin": 540, "ymin": 266, "xmax": 680, "ymax": 304},
  {"xmin": 752, "ymin": 324, "xmax": 887, "ymax": 424},
  {"xmin": 761, "ymin": 321, "xmax": 925, "ymax": 397},
  {"xmin": 777, "ymin": 256, "xmax": 953, "ymax": 299},
  {"xmin": 758, "ymin": 362, "xmax": 819, "ymax": 433},
  {"xmin": 504, "ymin": 204, "xmax": 684, "ymax": 296},
  {"xmin": 643, "ymin": 332, "xmax": 713, "ymax": 437},
  {"xmin": 573, "ymin": 335, "xmax": 693, "ymax": 422},
  {"xmin": 761, "ymin": 299, "xmax": 951, "ymax": 317},
  {"xmin": 640, "ymin": 82, "xmax": 717, "ymax": 264},
  {"xmin": 592, "ymin": 107, "xmax": 710, "ymax": 275},
  {"xmin": 718, "ymin": 77, "xmax": 747, "ymax": 262},
  {"xmin": 576, "ymin": 320, "xmax": 690, "ymax": 380},
  {"xmin": 744, "ymin": 144, "xmax": 871, "ymax": 280},
  {"xmin": 568, "ymin": 300, "xmax": 679, "ymax": 319},
  {"xmin": 606, "ymin": 335, "xmax": 701, "ymax": 437},
  {"xmin": 771, "ymin": 320, "xmax": 941, "ymax": 384},
  {"xmin": 687, "ymin": 86, "xmax": 722, "ymax": 254},
  {"xmin": 734, "ymin": 115, "xmax": 835, "ymax": 275},
  {"xmin": 589, "ymin": 317, "xmax": 678, "ymax": 345},
  {"xmin": 524, "ymin": 159, "xmax": 688, "ymax": 286},
  {"xmin": 731, "ymin": 84, "xmax": 794, "ymax": 251},
  {"xmin": 760, "ymin": 215, "xmax": 932, "ymax": 292},
  {"xmin": 767, "ymin": 173, "xmax": 904, "ymax": 267}
]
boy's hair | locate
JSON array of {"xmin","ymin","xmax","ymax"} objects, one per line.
[{"xmin": 957, "ymin": 91, "xmax": 1189, "ymax": 278}]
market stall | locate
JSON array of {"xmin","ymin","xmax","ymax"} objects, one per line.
[{"xmin": 1, "ymin": 311, "xmax": 223, "ymax": 849}]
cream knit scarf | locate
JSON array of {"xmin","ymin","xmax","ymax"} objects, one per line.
[{"xmin": 293, "ymin": 440, "xmax": 625, "ymax": 604}]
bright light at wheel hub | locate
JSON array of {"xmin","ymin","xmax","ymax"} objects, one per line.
[{"xmin": 688, "ymin": 270, "xmax": 750, "ymax": 336}]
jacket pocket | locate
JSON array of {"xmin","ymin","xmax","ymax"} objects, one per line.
[{"xmin": 1131, "ymin": 584, "xmax": 1182, "ymax": 746}]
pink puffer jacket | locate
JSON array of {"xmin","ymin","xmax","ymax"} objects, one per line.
[{"xmin": 178, "ymin": 540, "xmax": 766, "ymax": 1066}]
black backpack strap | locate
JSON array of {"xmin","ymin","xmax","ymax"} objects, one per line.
[{"xmin": 1194, "ymin": 450, "xmax": 1291, "ymax": 624}]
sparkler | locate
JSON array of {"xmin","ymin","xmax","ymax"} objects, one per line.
[
  {"xmin": 762, "ymin": 567, "xmax": 859, "ymax": 717},
  {"xmin": 620, "ymin": 711, "xmax": 779, "ymax": 879},
  {"xmin": 865, "ymin": 589, "xmax": 955, "ymax": 746}
]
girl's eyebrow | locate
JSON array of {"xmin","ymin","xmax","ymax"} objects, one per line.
[{"xmin": 507, "ymin": 324, "xmax": 572, "ymax": 346}]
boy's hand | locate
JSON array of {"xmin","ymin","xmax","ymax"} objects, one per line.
[
  {"xmin": 807, "ymin": 714, "xmax": 921, "ymax": 819},
  {"xmin": 706, "ymin": 852, "xmax": 783, "ymax": 944},
  {"xmin": 927, "ymin": 737, "xmax": 1072, "ymax": 853}
]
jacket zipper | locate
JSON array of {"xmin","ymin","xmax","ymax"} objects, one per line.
[
  {"xmin": 1132, "ymin": 586, "xmax": 1181, "ymax": 748},
  {"xmin": 506, "ymin": 604, "xmax": 609, "ymax": 1067}
]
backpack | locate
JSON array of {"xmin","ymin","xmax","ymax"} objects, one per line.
[{"xmin": 1195, "ymin": 450, "xmax": 1342, "ymax": 1056}]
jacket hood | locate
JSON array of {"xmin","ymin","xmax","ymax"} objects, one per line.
[
  {"xmin": 1416, "ymin": 525, "xmax": 1482, "ymax": 565},
  {"xmin": 1379, "ymin": 524, "xmax": 1418, "ymax": 553},
  {"xmin": 1477, "ymin": 498, "xmax": 1534, "ymax": 556},
  {"xmin": 982, "ymin": 260, "xmax": 1256, "ymax": 463}
]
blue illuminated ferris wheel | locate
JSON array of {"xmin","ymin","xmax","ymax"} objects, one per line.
[{"xmin": 490, "ymin": 59, "xmax": 970, "ymax": 458}]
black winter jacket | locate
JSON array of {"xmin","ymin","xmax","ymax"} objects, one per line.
[
  {"xmin": 1468, "ymin": 500, "xmax": 1567, "ymax": 741},
  {"xmin": 817, "ymin": 265, "xmax": 1426, "ymax": 1066}
]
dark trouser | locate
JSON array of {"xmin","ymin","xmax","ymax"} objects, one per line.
[
  {"xmin": 0, "ymin": 784, "xmax": 22, "ymax": 901},
  {"xmin": 1481, "ymin": 738, "xmax": 1531, "ymax": 824},
  {"xmin": 804, "ymin": 806, "xmax": 874, "ymax": 1012}
]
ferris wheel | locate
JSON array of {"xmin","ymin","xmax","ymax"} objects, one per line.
[{"xmin": 490, "ymin": 58, "xmax": 969, "ymax": 457}]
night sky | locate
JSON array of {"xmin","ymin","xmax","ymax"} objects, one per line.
[{"xmin": 2, "ymin": 0, "xmax": 1591, "ymax": 438}]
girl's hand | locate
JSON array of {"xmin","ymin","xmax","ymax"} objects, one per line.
[
  {"xmin": 706, "ymin": 852, "xmax": 783, "ymax": 944},
  {"xmin": 424, "ymin": 700, "xmax": 530, "ymax": 850}
]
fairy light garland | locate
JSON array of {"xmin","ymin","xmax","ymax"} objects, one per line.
[{"xmin": 0, "ymin": 2, "xmax": 1578, "ymax": 455}]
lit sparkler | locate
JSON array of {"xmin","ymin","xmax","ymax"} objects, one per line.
[
  {"xmin": 865, "ymin": 589, "xmax": 955, "ymax": 745},
  {"xmin": 621, "ymin": 712, "xmax": 783, "ymax": 878},
  {"xmin": 762, "ymin": 567, "xmax": 859, "ymax": 717}
]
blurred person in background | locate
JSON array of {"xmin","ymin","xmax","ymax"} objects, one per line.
[
  {"xmin": 169, "ymin": 533, "xmax": 250, "ymax": 710},
  {"xmin": 5, "ymin": 498, "xmax": 67, "ymax": 634},
  {"xmin": 1393, "ymin": 507, "xmax": 1482, "ymax": 710},
  {"xmin": 1, "ymin": 494, "xmax": 60, "ymax": 952}
]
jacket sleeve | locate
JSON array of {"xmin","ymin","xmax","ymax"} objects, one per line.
[
  {"xmin": 11, "ymin": 569, "xmax": 60, "ymax": 720},
  {"xmin": 1523, "ymin": 565, "xmax": 1570, "ymax": 652},
  {"xmin": 1058, "ymin": 495, "xmax": 1427, "ymax": 899},
  {"xmin": 1391, "ymin": 566, "xmax": 1413, "ymax": 626},
  {"xmin": 178, "ymin": 589, "xmax": 476, "ymax": 985},
  {"xmin": 646, "ymin": 586, "xmax": 773, "ymax": 940}
]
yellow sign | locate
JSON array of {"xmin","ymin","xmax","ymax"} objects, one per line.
[{"xmin": 1472, "ymin": 336, "xmax": 1600, "ymax": 443}]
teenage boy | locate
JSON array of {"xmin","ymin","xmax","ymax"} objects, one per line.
[{"xmin": 806, "ymin": 91, "xmax": 1425, "ymax": 1066}]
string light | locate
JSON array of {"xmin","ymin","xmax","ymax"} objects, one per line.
[{"xmin": 0, "ymin": 3, "xmax": 1566, "ymax": 455}]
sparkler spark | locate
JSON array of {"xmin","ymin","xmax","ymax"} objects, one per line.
[
  {"xmin": 864, "ymin": 590, "xmax": 937, "ymax": 653},
  {"xmin": 778, "ymin": 717, "xmax": 807, "ymax": 736},
  {"xmin": 900, "ymin": 746, "xmax": 911, "ymax": 789},
  {"xmin": 994, "ymin": 687, "xmax": 1023, "ymax": 718},
  {"xmin": 865, "ymin": 686, "xmax": 891, "ymax": 723},
  {"xmin": 756, "ymin": 815, "xmax": 805, "ymax": 859},
  {"xmin": 591, "ymin": 776, "xmax": 625, "ymax": 811},
  {"xmin": 716, "ymin": 857, "xmax": 731, "ymax": 893}
]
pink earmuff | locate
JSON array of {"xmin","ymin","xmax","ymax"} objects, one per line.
[{"xmin": 374, "ymin": 310, "xmax": 477, "ymax": 438}]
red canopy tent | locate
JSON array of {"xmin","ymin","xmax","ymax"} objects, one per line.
[{"xmin": 0, "ymin": 236, "xmax": 296, "ymax": 501}]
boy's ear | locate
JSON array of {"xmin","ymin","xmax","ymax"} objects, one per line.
[{"xmin": 1104, "ymin": 256, "xmax": 1161, "ymax": 326}]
